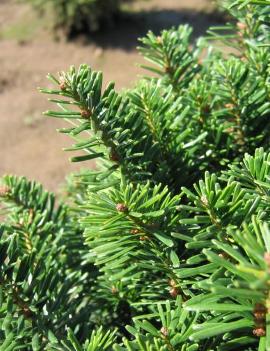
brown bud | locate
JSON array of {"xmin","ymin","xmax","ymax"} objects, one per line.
[
  {"xmin": 253, "ymin": 327, "xmax": 266, "ymax": 337},
  {"xmin": 131, "ymin": 229, "xmax": 140, "ymax": 234},
  {"xmin": 81, "ymin": 109, "xmax": 91, "ymax": 119},
  {"xmin": 160, "ymin": 326, "xmax": 169, "ymax": 337},
  {"xmin": 116, "ymin": 203, "xmax": 128, "ymax": 213},
  {"xmin": 169, "ymin": 287, "xmax": 179, "ymax": 298},
  {"xmin": 139, "ymin": 235, "xmax": 150, "ymax": 241},
  {"xmin": 59, "ymin": 76, "xmax": 67, "ymax": 91},
  {"xmin": 111, "ymin": 286, "xmax": 118, "ymax": 294},
  {"xmin": 60, "ymin": 82, "xmax": 66, "ymax": 91},
  {"xmin": 225, "ymin": 103, "xmax": 234, "ymax": 109},
  {"xmin": 169, "ymin": 279, "xmax": 176, "ymax": 287},
  {"xmin": 0, "ymin": 185, "xmax": 10, "ymax": 197},
  {"xmin": 237, "ymin": 22, "xmax": 247, "ymax": 30},
  {"xmin": 109, "ymin": 149, "xmax": 120, "ymax": 163}
]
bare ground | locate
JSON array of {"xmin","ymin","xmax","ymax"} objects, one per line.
[{"xmin": 0, "ymin": 0, "xmax": 223, "ymax": 192}]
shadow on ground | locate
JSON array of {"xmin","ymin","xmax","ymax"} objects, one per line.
[{"xmin": 71, "ymin": 8, "xmax": 226, "ymax": 50}]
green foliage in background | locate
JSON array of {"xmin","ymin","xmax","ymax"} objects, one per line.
[
  {"xmin": 1, "ymin": 0, "xmax": 270, "ymax": 350},
  {"xmin": 24, "ymin": 0, "xmax": 126, "ymax": 34}
]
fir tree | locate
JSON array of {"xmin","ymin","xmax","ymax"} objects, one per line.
[{"xmin": 1, "ymin": 0, "xmax": 270, "ymax": 349}]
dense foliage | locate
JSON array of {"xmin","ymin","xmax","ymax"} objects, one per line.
[
  {"xmin": 24, "ymin": 0, "xmax": 126, "ymax": 34},
  {"xmin": 1, "ymin": 0, "xmax": 270, "ymax": 349}
]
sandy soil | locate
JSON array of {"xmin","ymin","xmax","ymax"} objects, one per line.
[{"xmin": 0, "ymin": 0, "xmax": 223, "ymax": 192}]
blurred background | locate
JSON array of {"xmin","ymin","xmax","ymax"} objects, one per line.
[{"xmin": 0, "ymin": 0, "xmax": 224, "ymax": 192}]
